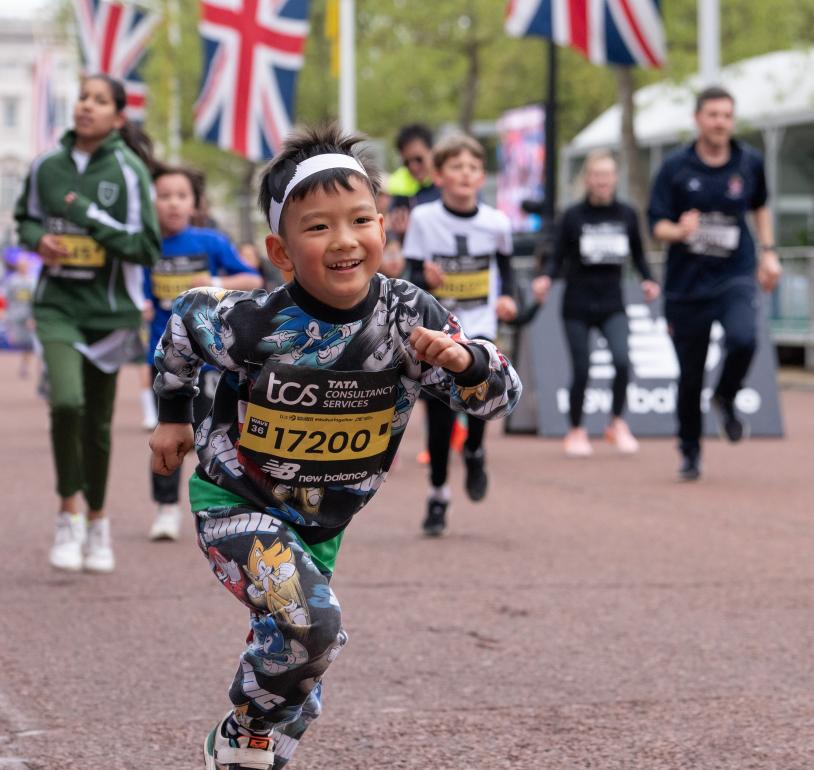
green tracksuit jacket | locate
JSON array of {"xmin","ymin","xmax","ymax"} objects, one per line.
[{"xmin": 15, "ymin": 130, "xmax": 160, "ymax": 343}]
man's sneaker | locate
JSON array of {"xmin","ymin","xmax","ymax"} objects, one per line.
[
  {"xmin": 49, "ymin": 512, "xmax": 87, "ymax": 571},
  {"xmin": 463, "ymin": 448, "xmax": 488, "ymax": 501},
  {"xmin": 149, "ymin": 503, "xmax": 182, "ymax": 541},
  {"xmin": 422, "ymin": 498, "xmax": 448, "ymax": 537},
  {"xmin": 678, "ymin": 450, "xmax": 702, "ymax": 482},
  {"xmin": 711, "ymin": 394, "xmax": 746, "ymax": 443},
  {"xmin": 204, "ymin": 711, "xmax": 275, "ymax": 770},
  {"xmin": 83, "ymin": 518, "xmax": 115, "ymax": 573}
]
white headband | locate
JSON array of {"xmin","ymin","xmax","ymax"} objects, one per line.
[{"xmin": 268, "ymin": 153, "xmax": 369, "ymax": 234}]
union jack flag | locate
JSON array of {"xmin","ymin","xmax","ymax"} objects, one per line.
[
  {"xmin": 505, "ymin": 0, "xmax": 665, "ymax": 68},
  {"xmin": 194, "ymin": 0, "xmax": 311, "ymax": 161},
  {"xmin": 72, "ymin": 0, "xmax": 161, "ymax": 122}
]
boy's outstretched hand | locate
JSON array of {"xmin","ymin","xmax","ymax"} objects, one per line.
[
  {"xmin": 150, "ymin": 422, "xmax": 194, "ymax": 475},
  {"xmin": 409, "ymin": 327, "xmax": 474, "ymax": 373}
]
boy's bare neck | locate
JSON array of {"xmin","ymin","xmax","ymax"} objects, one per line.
[{"xmin": 441, "ymin": 193, "xmax": 478, "ymax": 214}]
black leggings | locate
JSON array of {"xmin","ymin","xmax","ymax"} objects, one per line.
[
  {"xmin": 563, "ymin": 311, "xmax": 630, "ymax": 428},
  {"xmin": 151, "ymin": 367, "xmax": 217, "ymax": 504},
  {"xmin": 426, "ymin": 396, "xmax": 486, "ymax": 488}
]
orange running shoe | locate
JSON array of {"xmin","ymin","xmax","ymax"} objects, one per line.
[{"xmin": 450, "ymin": 417, "xmax": 468, "ymax": 453}]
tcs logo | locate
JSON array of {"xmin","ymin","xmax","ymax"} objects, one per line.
[{"xmin": 266, "ymin": 372, "xmax": 319, "ymax": 407}]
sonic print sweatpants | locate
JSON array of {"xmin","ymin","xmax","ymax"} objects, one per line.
[{"xmin": 196, "ymin": 506, "xmax": 346, "ymax": 768}]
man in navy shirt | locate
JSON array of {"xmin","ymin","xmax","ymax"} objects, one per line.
[{"xmin": 648, "ymin": 86, "xmax": 782, "ymax": 481}]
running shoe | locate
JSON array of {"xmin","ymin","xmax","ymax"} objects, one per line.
[
  {"xmin": 450, "ymin": 418, "xmax": 468, "ymax": 453},
  {"xmin": 204, "ymin": 711, "xmax": 275, "ymax": 770},
  {"xmin": 149, "ymin": 503, "xmax": 182, "ymax": 541},
  {"xmin": 422, "ymin": 499, "xmax": 448, "ymax": 537},
  {"xmin": 604, "ymin": 420, "xmax": 640, "ymax": 454},
  {"xmin": 678, "ymin": 450, "xmax": 701, "ymax": 482},
  {"xmin": 463, "ymin": 448, "xmax": 488, "ymax": 501},
  {"xmin": 710, "ymin": 394, "xmax": 746, "ymax": 443},
  {"xmin": 84, "ymin": 518, "xmax": 115, "ymax": 573},
  {"xmin": 49, "ymin": 512, "xmax": 87, "ymax": 572},
  {"xmin": 563, "ymin": 428, "xmax": 593, "ymax": 457}
]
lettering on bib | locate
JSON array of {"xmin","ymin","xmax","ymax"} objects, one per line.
[
  {"xmin": 152, "ymin": 254, "xmax": 211, "ymax": 309},
  {"xmin": 238, "ymin": 363, "xmax": 399, "ymax": 487},
  {"xmin": 579, "ymin": 222, "xmax": 630, "ymax": 265},
  {"xmin": 687, "ymin": 212, "xmax": 740, "ymax": 259}
]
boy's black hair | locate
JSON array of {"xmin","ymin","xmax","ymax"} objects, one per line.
[
  {"xmin": 695, "ymin": 85, "xmax": 734, "ymax": 113},
  {"xmin": 258, "ymin": 123, "xmax": 381, "ymax": 235},
  {"xmin": 395, "ymin": 123, "xmax": 433, "ymax": 152},
  {"xmin": 152, "ymin": 162, "xmax": 206, "ymax": 209}
]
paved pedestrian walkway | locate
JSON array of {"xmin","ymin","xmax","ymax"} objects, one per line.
[{"xmin": 0, "ymin": 353, "xmax": 812, "ymax": 769}]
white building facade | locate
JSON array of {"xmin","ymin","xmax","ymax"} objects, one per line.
[{"xmin": 0, "ymin": 18, "xmax": 79, "ymax": 246}]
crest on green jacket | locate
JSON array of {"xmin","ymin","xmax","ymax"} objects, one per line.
[{"xmin": 98, "ymin": 181, "xmax": 120, "ymax": 207}]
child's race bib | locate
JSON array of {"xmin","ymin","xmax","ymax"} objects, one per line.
[
  {"xmin": 432, "ymin": 253, "xmax": 491, "ymax": 305},
  {"xmin": 152, "ymin": 255, "xmax": 211, "ymax": 309},
  {"xmin": 238, "ymin": 362, "xmax": 399, "ymax": 489}
]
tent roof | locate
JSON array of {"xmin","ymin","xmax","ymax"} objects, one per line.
[{"xmin": 568, "ymin": 48, "xmax": 814, "ymax": 154}]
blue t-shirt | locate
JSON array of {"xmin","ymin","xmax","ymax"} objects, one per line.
[
  {"xmin": 144, "ymin": 226, "xmax": 258, "ymax": 364},
  {"xmin": 648, "ymin": 140, "xmax": 768, "ymax": 301}
]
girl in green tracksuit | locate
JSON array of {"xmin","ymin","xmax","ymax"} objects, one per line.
[{"xmin": 15, "ymin": 74, "xmax": 160, "ymax": 573}]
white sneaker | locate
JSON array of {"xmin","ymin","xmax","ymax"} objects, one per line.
[
  {"xmin": 49, "ymin": 512, "xmax": 87, "ymax": 571},
  {"xmin": 141, "ymin": 389, "xmax": 158, "ymax": 431},
  {"xmin": 204, "ymin": 711, "xmax": 275, "ymax": 770},
  {"xmin": 149, "ymin": 503, "xmax": 182, "ymax": 541},
  {"xmin": 84, "ymin": 518, "xmax": 115, "ymax": 573}
]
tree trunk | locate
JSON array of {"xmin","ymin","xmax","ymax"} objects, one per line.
[
  {"xmin": 459, "ymin": 40, "xmax": 479, "ymax": 133},
  {"xmin": 613, "ymin": 67, "xmax": 648, "ymax": 221}
]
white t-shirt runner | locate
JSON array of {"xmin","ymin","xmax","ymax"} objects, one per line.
[{"xmin": 403, "ymin": 200, "xmax": 513, "ymax": 340}]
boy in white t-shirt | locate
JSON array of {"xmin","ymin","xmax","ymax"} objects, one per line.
[{"xmin": 403, "ymin": 134, "xmax": 518, "ymax": 536}]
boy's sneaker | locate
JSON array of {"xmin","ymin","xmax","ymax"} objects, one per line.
[
  {"xmin": 49, "ymin": 512, "xmax": 87, "ymax": 572},
  {"xmin": 678, "ymin": 450, "xmax": 702, "ymax": 482},
  {"xmin": 463, "ymin": 448, "xmax": 488, "ymax": 501},
  {"xmin": 149, "ymin": 503, "xmax": 182, "ymax": 541},
  {"xmin": 422, "ymin": 499, "xmax": 448, "ymax": 537},
  {"xmin": 710, "ymin": 394, "xmax": 746, "ymax": 443},
  {"xmin": 204, "ymin": 711, "xmax": 275, "ymax": 770},
  {"xmin": 84, "ymin": 518, "xmax": 115, "ymax": 573}
]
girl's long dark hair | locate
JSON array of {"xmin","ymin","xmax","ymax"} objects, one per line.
[{"xmin": 86, "ymin": 73, "xmax": 157, "ymax": 172}]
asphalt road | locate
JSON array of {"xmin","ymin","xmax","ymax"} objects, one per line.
[{"xmin": 0, "ymin": 353, "xmax": 812, "ymax": 770}]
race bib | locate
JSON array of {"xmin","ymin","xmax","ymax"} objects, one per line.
[
  {"xmin": 432, "ymin": 253, "xmax": 491, "ymax": 304},
  {"xmin": 687, "ymin": 212, "xmax": 740, "ymax": 259},
  {"xmin": 579, "ymin": 223, "xmax": 630, "ymax": 265},
  {"xmin": 58, "ymin": 234, "xmax": 106, "ymax": 268},
  {"xmin": 238, "ymin": 363, "xmax": 399, "ymax": 487},
  {"xmin": 152, "ymin": 255, "xmax": 211, "ymax": 309}
]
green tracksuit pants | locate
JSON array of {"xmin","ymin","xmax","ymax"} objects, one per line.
[{"xmin": 41, "ymin": 331, "xmax": 118, "ymax": 510}]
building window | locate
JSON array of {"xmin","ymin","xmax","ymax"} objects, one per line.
[
  {"xmin": 0, "ymin": 171, "xmax": 22, "ymax": 210},
  {"xmin": 2, "ymin": 97, "xmax": 19, "ymax": 129}
]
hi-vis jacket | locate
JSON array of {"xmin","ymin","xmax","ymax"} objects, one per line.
[{"xmin": 15, "ymin": 130, "xmax": 160, "ymax": 341}]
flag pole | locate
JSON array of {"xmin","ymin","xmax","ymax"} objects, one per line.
[
  {"xmin": 338, "ymin": 0, "xmax": 356, "ymax": 132},
  {"xmin": 698, "ymin": 0, "xmax": 720, "ymax": 85}
]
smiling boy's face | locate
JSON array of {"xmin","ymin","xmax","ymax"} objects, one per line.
[{"xmin": 266, "ymin": 176, "xmax": 385, "ymax": 310}]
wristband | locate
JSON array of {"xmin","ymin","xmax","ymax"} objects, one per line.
[
  {"xmin": 760, "ymin": 244, "xmax": 777, "ymax": 252},
  {"xmin": 211, "ymin": 276, "xmax": 223, "ymax": 288}
]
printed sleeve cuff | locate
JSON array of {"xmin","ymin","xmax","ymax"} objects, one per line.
[
  {"xmin": 451, "ymin": 342, "xmax": 490, "ymax": 386},
  {"xmin": 157, "ymin": 397, "xmax": 194, "ymax": 424}
]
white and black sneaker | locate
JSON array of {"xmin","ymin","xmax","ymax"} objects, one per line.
[
  {"xmin": 422, "ymin": 498, "xmax": 448, "ymax": 537},
  {"xmin": 204, "ymin": 711, "xmax": 275, "ymax": 770},
  {"xmin": 711, "ymin": 394, "xmax": 747, "ymax": 443}
]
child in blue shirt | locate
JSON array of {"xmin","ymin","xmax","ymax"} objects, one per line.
[{"xmin": 144, "ymin": 165, "xmax": 262, "ymax": 540}]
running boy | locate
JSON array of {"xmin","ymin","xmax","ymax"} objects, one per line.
[
  {"xmin": 149, "ymin": 125, "xmax": 521, "ymax": 770},
  {"xmin": 144, "ymin": 164, "xmax": 262, "ymax": 541},
  {"xmin": 404, "ymin": 133, "xmax": 518, "ymax": 536}
]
